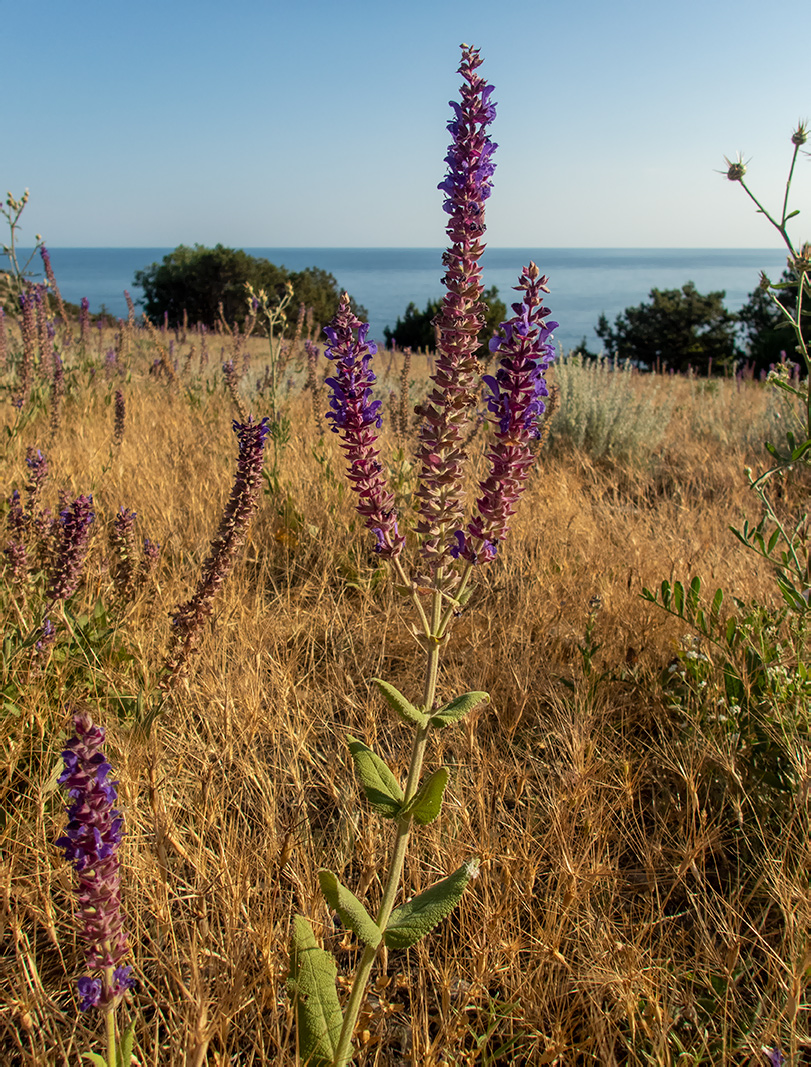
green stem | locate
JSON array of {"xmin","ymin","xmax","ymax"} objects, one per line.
[
  {"xmin": 781, "ymin": 142, "xmax": 801, "ymax": 230},
  {"xmin": 739, "ymin": 179, "xmax": 797, "ymax": 258},
  {"xmin": 331, "ymin": 588, "xmax": 444, "ymax": 1067},
  {"xmin": 103, "ymin": 963, "xmax": 117, "ymax": 1067}
]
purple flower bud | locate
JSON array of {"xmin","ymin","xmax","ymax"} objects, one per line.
[
  {"xmin": 323, "ymin": 295, "xmax": 404, "ymax": 560},
  {"xmin": 56, "ymin": 712, "xmax": 132, "ymax": 1011}
]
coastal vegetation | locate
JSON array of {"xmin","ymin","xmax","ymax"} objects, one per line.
[{"xmin": 1, "ymin": 49, "xmax": 809, "ymax": 1067}]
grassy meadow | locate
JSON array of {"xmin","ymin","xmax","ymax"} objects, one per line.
[{"xmin": 1, "ymin": 313, "xmax": 810, "ymax": 1065}]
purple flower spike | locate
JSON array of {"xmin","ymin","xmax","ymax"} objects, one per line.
[
  {"xmin": 166, "ymin": 416, "xmax": 270, "ymax": 683},
  {"xmin": 323, "ymin": 295, "xmax": 404, "ymax": 560},
  {"xmin": 56, "ymin": 712, "xmax": 132, "ymax": 1011},
  {"xmin": 49, "ymin": 494, "xmax": 95, "ymax": 601},
  {"xmin": 457, "ymin": 263, "xmax": 557, "ymax": 564},
  {"xmin": 415, "ymin": 44, "xmax": 497, "ymax": 584}
]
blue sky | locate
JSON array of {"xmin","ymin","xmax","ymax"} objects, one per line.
[{"xmin": 4, "ymin": 0, "xmax": 810, "ymax": 248}]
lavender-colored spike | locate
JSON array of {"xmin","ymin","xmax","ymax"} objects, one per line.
[
  {"xmin": 114, "ymin": 389, "xmax": 125, "ymax": 445},
  {"xmin": 25, "ymin": 447, "xmax": 49, "ymax": 517},
  {"xmin": 55, "ymin": 712, "xmax": 132, "ymax": 1011},
  {"xmin": 323, "ymin": 295, "xmax": 404, "ymax": 559},
  {"xmin": 415, "ymin": 44, "xmax": 497, "ymax": 584},
  {"xmin": 49, "ymin": 495, "xmax": 95, "ymax": 601},
  {"xmin": 453, "ymin": 263, "xmax": 557, "ymax": 565},
  {"xmin": 166, "ymin": 416, "xmax": 269, "ymax": 683}
]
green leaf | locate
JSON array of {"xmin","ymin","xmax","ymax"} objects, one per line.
[
  {"xmin": 402, "ymin": 767, "xmax": 450, "ymax": 825},
  {"xmin": 429, "ymin": 691, "xmax": 489, "ymax": 729},
  {"xmin": 383, "ymin": 859, "xmax": 479, "ymax": 950},
  {"xmin": 118, "ymin": 1024, "xmax": 135, "ymax": 1067},
  {"xmin": 672, "ymin": 581, "xmax": 685, "ymax": 615},
  {"xmin": 710, "ymin": 587, "xmax": 724, "ymax": 621},
  {"xmin": 318, "ymin": 870, "xmax": 382, "ymax": 948},
  {"xmin": 287, "ymin": 916, "xmax": 343, "ymax": 1067},
  {"xmin": 785, "ymin": 209, "xmax": 801, "ymax": 220},
  {"xmin": 82, "ymin": 1056, "xmax": 108, "ymax": 1067},
  {"xmin": 346, "ymin": 736, "xmax": 403, "ymax": 818},
  {"xmin": 371, "ymin": 677, "xmax": 427, "ymax": 726}
]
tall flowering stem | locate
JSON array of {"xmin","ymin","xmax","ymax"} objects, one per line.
[
  {"xmin": 56, "ymin": 712, "xmax": 133, "ymax": 1065},
  {"xmin": 164, "ymin": 415, "xmax": 269, "ymax": 686},
  {"xmin": 415, "ymin": 43, "xmax": 496, "ymax": 586},
  {"xmin": 324, "ymin": 295, "xmax": 405, "ymax": 560},
  {"xmin": 455, "ymin": 263, "xmax": 557, "ymax": 565}
]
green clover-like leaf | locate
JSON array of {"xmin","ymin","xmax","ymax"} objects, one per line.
[
  {"xmin": 318, "ymin": 870, "xmax": 382, "ymax": 948},
  {"xmin": 347, "ymin": 736, "xmax": 403, "ymax": 818},
  {"xmin": 287, "ymin": 916, "xmax": 343, "ymax": 1067},
  {"xmin": 429, "ymin": 691, "xmax": 489, "ymax": 729},
  {"xmin": 371, "ymin": 677, "xmax": 428, "ymax": 726},
  {"xmin": 401, "ymin": 767, "xmax": 449, "ymax": 825},
  {"xmin": 383, "ymin": 859, "xmax": 479, "ymax": 950}
]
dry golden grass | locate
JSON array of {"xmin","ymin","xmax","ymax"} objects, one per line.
[{"xmin": 1, "ymin": 328, "xmax": 809, "ymax": 1066}]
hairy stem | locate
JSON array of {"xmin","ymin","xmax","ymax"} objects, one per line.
[{"xmin": 332, "ymin": 588, "xmax": 444, "ymax": 1067}]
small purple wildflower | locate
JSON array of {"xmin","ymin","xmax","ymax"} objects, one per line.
[
  {"xmin": 454, "ymin": 263, "xmax": 557, "ymax": 565},
  {"xmin": 49, "ymin": 495, "xmax": 95, "ymax": 601},
  {"xmin": 766, "ymin": 1049, "xmax": 785, "ymax": 1067},
  {"xmin": 55, "ymin": 712, "xmax": 132, "ymax": 1011},
  {"xmin": 36, "ymin": 616, "xmax": 56, "ymax": 652},
  {"xmin": 323, "ymin": 295, "xmax": 404, "ymax": 559}
]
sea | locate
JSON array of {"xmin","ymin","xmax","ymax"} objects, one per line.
[{"xmin": 10, "ymin": 247, "xmax": 791, "ymax": 354}]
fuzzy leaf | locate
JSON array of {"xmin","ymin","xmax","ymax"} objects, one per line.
[
  {"xmin": 429, "ymin": 691, "xmax": 489, "ymax": 729},
  {"xmin": 118, "ymin": 1024, "xmax": 135, "ymax": 1067},
  {"xmin": 318, "ymin": 870, "xmax": 382, "ymax": 948},
  {"xmin": 402, "ymin": 767, "xmax": 450, "ymax": 825},
  {"xmin": 384, "ymin": 859, "xmax": 479, "ymax": 950},
  {"xmin": 372, "ymin": 677, "xmax": 428, "ymax": 726},
  {"xmin": 288, "ymin": 916, "xmax": 343, "ymax": 1066},
  {"xmin": 347, "ymin": 736, "xmax": 403, "ymax": 818}
]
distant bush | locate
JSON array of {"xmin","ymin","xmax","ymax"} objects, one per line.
[
  {"xmin": 595, "ymin": 282, "xmax": 741, "ymax": 374},
  {"xmin": 383, "ymin": 285, "xmax": 506, "ymax": 354},
  {"xmin": 548, "ymin": 354, "xmax": 674, "ymax": 462},
  {"xmin": 134, "ymin": 244, "xmax": 366, "ymax": 333}
]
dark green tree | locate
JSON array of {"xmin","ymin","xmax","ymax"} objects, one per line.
[
  {"xmin": 134, "ymin": 244, "xmax": 365, "ymax": 333},
  {"xmin": 737, "ymin": 268, "xmax": 811, "ymax": 373},
  {"xmin": 594, "ymin": 282, "xmax": 741, "ymax": 373},
  {"xmin": 383, "ymin": 285, "xmax": 507, "ymax": 354}
]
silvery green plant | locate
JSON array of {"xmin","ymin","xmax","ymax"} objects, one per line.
[{"xmin": 288, "ymin": 45, "xmax": 558, "ymax": 1066}]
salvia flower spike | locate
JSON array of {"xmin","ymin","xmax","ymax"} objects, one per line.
[
  {"xmin": 49, "ymin": 494, "xmax": 95, "ymax": 602},
  {"xmin": 415, "ymin": 43, "xmax": 497, "ymax": 584},
  {"xmin": 165, "ymin": 415, "xmax": 270, "ymax": 684},
  {"xmin": 455, "ymin": 263, "xmax": 558, "ymax": 564},
  {"xmin": 56, "ymin": 711, "xmax": 132, "ymax": 1011},
  {"xmin": 323, "ymin": 294, "xmax": 404, "ymax": 559}
]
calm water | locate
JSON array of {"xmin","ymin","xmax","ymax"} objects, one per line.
[{"xmin": 10, "ymin": 247, "xmax": 790, "ymax": 353}]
